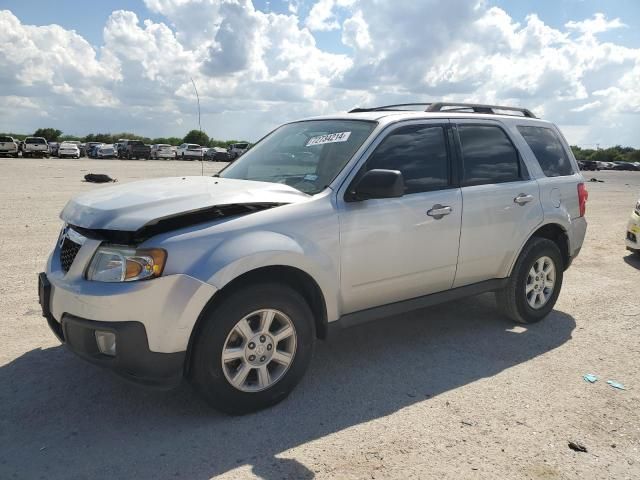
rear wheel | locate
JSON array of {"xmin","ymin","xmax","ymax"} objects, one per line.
[
  {"xmin": 496, "ymin": 237, "xmax": 564, "ymax": 324},
  {"xmin": 190, "ymin": 283, "xmax": 315, "ymax": 414}
]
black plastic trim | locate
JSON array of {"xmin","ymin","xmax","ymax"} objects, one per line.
[
  {"xmin": 330, "ymin": 278, "xmax": 508, "ymax": 332},
  {"xmin": 59, "ymin": 314, "xmax": 185, "ymax": 388}
]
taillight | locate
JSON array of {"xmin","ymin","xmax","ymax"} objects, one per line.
[{"xmin": 577, "ymin": 183, "xmax": 588, "ymax": 217}]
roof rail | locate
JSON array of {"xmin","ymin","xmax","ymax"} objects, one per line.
[
  {"xmin": 348, "ymin": 103, "xmax": 432, "ymax": 113},
  {"xmin": 348, "ymin": 102, "xmax": 536, "ymax": 118},
  {"xmin": 426, "ymin": 102, "xmax": 536, "ymax": 118}
]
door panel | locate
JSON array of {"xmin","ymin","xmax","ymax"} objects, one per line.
[
  {"xmin": 339, "ymin": 189, "xmax": 462, "ymax": 313},
  {"xmin": 453, "ymin": 180, "xmax": 542, "ymax": 287},
  {"xmin": 452, "ymin": 121, "xmax": 543, "ymax": 287}
]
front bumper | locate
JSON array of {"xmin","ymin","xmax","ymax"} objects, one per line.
[
  {"xmin": 39, "ymin": 275, "xmax": 185, "ymax": 387},
  {"xmin": 626, "ymin": 211, "xmax": 640, "ymax": 252},
  {"xmin": 40, "ymin": 235, "xmax": 218, "ymax": 386}
]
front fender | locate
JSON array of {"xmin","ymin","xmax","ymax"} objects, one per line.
[{"xmin": 203, "ymin": 231, "xmax": 340, "ymax": 322}]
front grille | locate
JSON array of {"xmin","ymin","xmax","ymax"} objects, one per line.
[{"xmin": 60, "ymin": 237, "xmax": 82, "ymax": 272}]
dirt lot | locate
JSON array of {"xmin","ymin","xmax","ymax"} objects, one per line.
[{"xmin": 0, "ymin": 158, "xmax": 638, "ymax": 480}]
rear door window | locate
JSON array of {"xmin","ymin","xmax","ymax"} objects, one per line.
[
  {"xmin": 517, "ymin": 126, "xmax": 575, "ymax": 177},
  {"xmin": 458, "ymin": 125, "xmax": 521, "ymax": 186}
]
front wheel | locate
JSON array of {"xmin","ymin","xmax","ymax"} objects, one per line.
[
  {"xmin": 190, "ymin": 283, "xmax": 315, "ymax": 414},
  {"xmin": 496, "ymin": 237, "xmax": 564, "ymax": 324}
]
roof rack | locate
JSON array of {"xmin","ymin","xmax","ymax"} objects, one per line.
[{"xmin": 348, "ymin": 102, "xmax": 536, "ymax": 118}]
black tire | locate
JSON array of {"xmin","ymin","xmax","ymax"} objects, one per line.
[
  {"xmin": 495, "ymin": 237, "xmax": 564, "ymax": 324},
  {"xmin": 190, "ymin": 283, "xmax": 315, "ymax": 414}
]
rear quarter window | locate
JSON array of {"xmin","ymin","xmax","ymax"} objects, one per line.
[{"xmin": 517, "ymin": 126, "xmax": 575, "ymax": 177}]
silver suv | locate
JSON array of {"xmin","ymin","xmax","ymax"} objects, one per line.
[{"xmin": 38, "ymin": 102, "xmax": 588, "ymax": 414}]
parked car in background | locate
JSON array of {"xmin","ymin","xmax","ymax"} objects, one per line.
[
  {"xmin": 176, "ymin": 143, "xmax": 203, "ymax": 160},
  {"xmin": 39, "ymin": 102, "xmax": 588, "ymax": 414},
  {"xmin": 48, "ymin": 142, "xmax": 60, "ymax": 157},
  {"xmin": 598, "ymin": 161, "xmax": 617, "ymax": 170},
  {"xmin": 96, "ymin": 144, "xmax": 117, "ymax": 159},
  {"xmin": 204, "ymin": 146, "xmax": 231, "ymax": 162},
  {"xmin": 151, "ymin": 144, "xmax": 175, "ymax": 159},
  {"xmin": 22, "ymin": 137, "xmax": 49, "ymax": 158},
  {"xmin": 0, "ymin": 136, "xmax": 19, "ymax": 157},
  {"xmin": 62, "ymin": 141, "xmax": 84, "ymax": 157},
  {"xmin": 228, "ymin": 142, "xmax": 249, "ymax": 159},
  {"xmin": 57, "ymin": 142, "xmax": 81, "ymax": 159},
  {"xmin": 579, "ymin": 160, "xmax": 598, "ymax": 171},
  {"xmin": 612, "ymin": 162, "xmax": 640, "ymax": 171},
  {"xmin": 626, "ymin": 198, "xmax": 640, "ymax": 256},
  {"xmin": 118, "ymin": 140, "xmax": 151, "ymax": 160},
  {"xmin": 85, "ymin": 142, "xmax": 104, "ymax": 158}
]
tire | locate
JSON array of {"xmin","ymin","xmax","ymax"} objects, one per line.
[
  {"xmin": 495, "ymin": 237, "xmax": 564, "ymax": 324},
  {"xmin": 190, "ymin": 282, "xmax": 315, "ymax": 414}
]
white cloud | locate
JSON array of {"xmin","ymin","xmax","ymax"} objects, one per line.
[
  {"xmin": 565, "ymin": 13, "xmax": 626, "ymax": 35},
  {"xmin": 0, "ymin": 3, "xmax": 639, "ymax": 147},
  {"xmin": 571, "ymin": 100, "xmax": 602, "ymax": 112},
  {"xmin": 305, "ymin": 0, "xmax": 354, "ymax": 32}
]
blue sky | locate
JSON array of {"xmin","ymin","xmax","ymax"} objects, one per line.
[
  {"xmin": 4, "ymin": 0, "xmax": 638, "ymax": 50},
  {"xmin": 1, "ymin": 0, "xmax": 639, "ymax": 146}
]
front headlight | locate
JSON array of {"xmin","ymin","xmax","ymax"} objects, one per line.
[
  {"xmin": 87, "ymin": 245, "xmax": 167, "ymax": 282},
  {"xmin": 635, "ymin": 201, "xmax": 640, "ymax": 216}
]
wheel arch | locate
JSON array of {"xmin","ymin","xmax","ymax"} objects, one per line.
[
  {"xmin": 510, "ymin": 222, "xmax": 570, "ymax": 275},
  {"xmin": 184, "ymin": 265, "xmax": 329, "ymax": 377}
]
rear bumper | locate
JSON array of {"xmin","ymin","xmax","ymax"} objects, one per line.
[
  {"xmin": 626, "ymin": 211, "xmax": 640, "ymax": 251},
  {"xmin": 39, "ymin": 272, "xmax": 188, "ymax": 387},
  {"xmin": 568, "ymin": 216, "xmax": 588, "ymax": 263}
]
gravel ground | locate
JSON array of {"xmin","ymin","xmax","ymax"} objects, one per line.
[{"xmin": 0, "ymin": 159, "xmax": 639, "ymax": 480}]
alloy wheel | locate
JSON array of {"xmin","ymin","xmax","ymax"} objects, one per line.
[
  {"xmin": 221, "ymin": 309, "xmax": 297, "ymax": 392},
  {"xmin": 525, "ymin": 256, "xmax": 556, "ymax": 309}
]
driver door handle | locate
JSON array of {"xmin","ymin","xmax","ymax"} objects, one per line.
[
  {"xmin": 514, "ymin": 193, "xmax": 534, "ymax": 205},
  {"xmin": 427, "ymin": 204, "xmax": 452, "ymax": 219}
]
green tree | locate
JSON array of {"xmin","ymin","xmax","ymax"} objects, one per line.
[
  {"xmin": 183, "ymin": 129, "xmax": 209, "ymax": 146},
  {"xmin": 33, "ymin": 128, "xmax": 62, "ymax": 141}
]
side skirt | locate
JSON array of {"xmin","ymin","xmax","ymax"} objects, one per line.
[{"xmin": 329, "ymin": 278, "xmax": 508, "ymax": 333}]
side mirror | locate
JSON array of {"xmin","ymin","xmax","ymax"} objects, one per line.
[{"xmin": 347, "ymin": 169, "xmax": 405, "ymax": 201}]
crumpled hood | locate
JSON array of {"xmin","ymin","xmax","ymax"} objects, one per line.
[{"xmin": 61, "ymin": 176, "xmax": 308, "ymax": 231}]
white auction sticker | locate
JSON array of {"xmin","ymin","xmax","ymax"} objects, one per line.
[{"xmin": 306, "ymin": 131, "xmax": 352, "ymax": 147}]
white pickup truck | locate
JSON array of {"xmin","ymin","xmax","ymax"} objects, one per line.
[
  {"xmin": 23, "ymin": 137, "xmax": 50, "ymax": 158},
  {"xmin": 0, "ymin": 136, "xmax": 19, "ymax": 157}
]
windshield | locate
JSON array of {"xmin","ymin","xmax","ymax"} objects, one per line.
[
  {"xmin": 220, "ymin": 120, "xmax": 376, "ymax": 194},
  {"xmin": 26, "ymin": 137, "xmax": 46, "ymax": 144}
]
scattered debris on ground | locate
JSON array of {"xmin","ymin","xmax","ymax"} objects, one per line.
[
  {"xmin": 84, "ymin": 173, "xmax": 117, "ymax": 183},
  {"xmin": 607, "ymin": 380, "xmax": 626, "ymax": 390},
  {"xmin": 583, "ymin": 374, "xmax": 598, "ymax": 383},
  {"xmin": 589, "ymin": 178, "xmax": 604, "ymax": 182},
  {"xmin": 568, "ymin": 441, "xmax": 588, "ymax": 453}
]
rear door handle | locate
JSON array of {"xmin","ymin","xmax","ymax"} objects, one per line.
[
  {"xmin": 514, "ymin": 194, "xmax": 534, "ymax": 205},
  {"xmin": 427, "ymin": 204, "xmax": 452, "ymax": 219}
]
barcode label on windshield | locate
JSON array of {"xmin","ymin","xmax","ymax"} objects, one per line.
[{"xmin": 306, "ymin": 131, "xmax": 351, "ymax": 147}]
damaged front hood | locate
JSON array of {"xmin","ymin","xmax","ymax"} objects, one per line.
[{"xmin": 61, "ymin": 176, "xmax": 308, "ymax": 236}]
